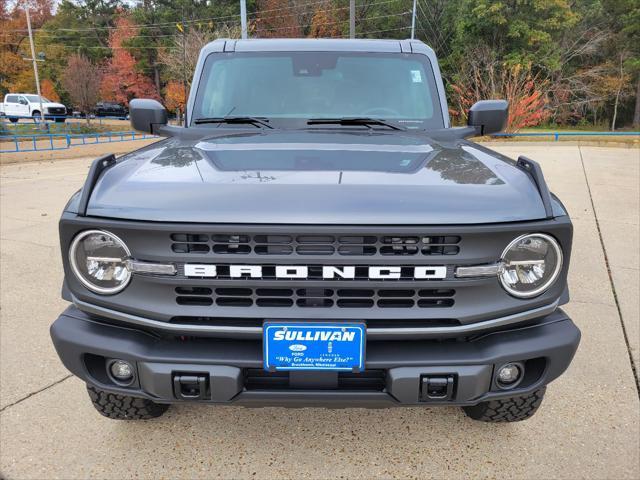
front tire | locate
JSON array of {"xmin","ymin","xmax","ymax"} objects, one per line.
[
  {"xmin": 462, "ymin": 387, "xmax": 546, "ymax": 422},
  {"xmin": 87, "ymin": 385, "xmax": 169, "ymax": 420}
]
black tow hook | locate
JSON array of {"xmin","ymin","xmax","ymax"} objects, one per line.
[
  {"xmin": 420, "ymin": 375, "xmax": 455, "ymax": 402},
  {"xmin": 173, "ymin": 374, "xmax": 209, "ymax": 400}
]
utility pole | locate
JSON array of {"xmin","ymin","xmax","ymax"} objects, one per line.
[
  {"xmin": 25, "ymin": 7, "xmax": 45, "ymax": 127},
  {"xmin": 349, "ymin": 0, "xmax": 355, "ymax": 39},
  {"xmin": 178, "ymin": 9, "xmax": 187, "ymax": 126},
  {"xmin": 240, "ymin": 0, "xmax": 247, "ymax": 39},
  {"xmin": 411, "ymin": 0, "xmax": 417, "ymax": 39}
]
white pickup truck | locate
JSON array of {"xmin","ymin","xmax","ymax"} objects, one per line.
[{"xmin": 1, "ymin": 93, "xmax": 67, "ymax": 122}]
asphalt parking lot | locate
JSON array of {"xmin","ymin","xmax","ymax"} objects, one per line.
[{"xmin": 0, "ymin": 143, "xmax": 638, "ymax": 479}]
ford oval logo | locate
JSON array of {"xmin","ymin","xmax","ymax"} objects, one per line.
[{"xmin": 289, "ymin": 344, "xmax": 307, "ymax": 352}]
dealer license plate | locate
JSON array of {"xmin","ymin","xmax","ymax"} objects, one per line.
[{"xmin": 263, "ymin": 322, "xmax": 365, "ymax": 372}]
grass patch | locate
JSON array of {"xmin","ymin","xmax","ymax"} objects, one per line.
[{"xmin": 0, "ymin": 120, "xmax": 115, "ymax": 136}]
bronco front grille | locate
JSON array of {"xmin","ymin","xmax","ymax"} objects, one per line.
[
  {"xmin": 171, "ymin": 233, "xmax": 460, "ymax": 256},
  {"xmin": 175, "ymin": 287, "xmax": 455, "ymax": 309}
]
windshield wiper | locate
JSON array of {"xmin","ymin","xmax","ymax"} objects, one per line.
[
  {"xmin": 307, "ymin": 117, "xmax": 405, "ymax": 130},
  {"xmin": 194, "ymin": 116, "xmax": 273, "ymax": 129}
]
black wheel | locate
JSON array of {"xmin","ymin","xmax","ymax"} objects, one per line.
[
  {"xmin": 86, "ymin": 384, "xmax": 169, "ymax": 420},
  {"xmin": 8, "ymin": 117, "xmax": 18, "ymax": 123},
  {"xmin": 462, "ymin": 387, "xmax": 546, "ymax": 423},
  {"xmin": 55, "ymin": 117, "xmax": 66, "ymax": 123},
  {"xmin": 32, "ymin": 111, "xmax": 42, "ymax": 122}
]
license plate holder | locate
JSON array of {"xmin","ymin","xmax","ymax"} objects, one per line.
[{"xmin": 263, "ymin": 322, "xmax": 365, "ymax": 372}]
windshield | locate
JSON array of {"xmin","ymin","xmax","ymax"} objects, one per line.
[
  {"xmin": 191, "ymin": 52, "xmax": 444, "ymax": 129},
  {"xmin": 25, "ymin": 95, "xmax": 51, "ymax": 103}
]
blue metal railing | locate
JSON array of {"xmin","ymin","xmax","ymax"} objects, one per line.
[
  {"xmin": 0, "ymin": 131, "xmax": 156, "ymax": 153},
  {"xmin": 0, "ymin": 114, "xmax": 130, "ymax": 135},
  {"xmin": 0, "ymin": 113, "xmax": 127, "ymax": 122},
  {"xmin": 492, "ymin": 131, "xmax": 640, "ymax": 141}
]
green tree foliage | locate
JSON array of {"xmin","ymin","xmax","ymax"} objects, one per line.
[
  {"xmin": 41, "ymin": 0, "xmax": 122, "ymax": 62},
  {"xmin": 423, "ymin": 0, "xmax": 639, "ymax": 128},
  {"xmin": 451, "ymin": 0, "xmax": 578, "ymax": 71}
]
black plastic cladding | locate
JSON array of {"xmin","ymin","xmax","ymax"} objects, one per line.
[
  {"xmin": 77, "ymin": 154, "xmax": 115, "ymax": 216},
  {"xmin": 59, "ymin": 213, "xmax": 572, "ymax": 329},
  {"xmin": 50, "ymin": 307, "xmax": 581, "ymax": 405}
]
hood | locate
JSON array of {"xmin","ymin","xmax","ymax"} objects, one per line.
[
  {"xmin": 43, "ymin": 102, "xmax": 65, "ymax": 110},
  {"xmin": 83, "ymin": 130, "xmax": 548, "ymax": 224}
]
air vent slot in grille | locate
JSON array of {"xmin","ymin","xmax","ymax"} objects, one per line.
[
  {"xmin": 244, "ymin": 369, "xmax": 386, "ymax": 391},
  {"xmin": 174, "ymin": 287, "xmax": 455, "ymax": 309},
  {"xmin": 171, "ymin": 233, "xmax": 210, "ymax": 253},
  {"xmin": 170, "ymin": 233, "xmax": 461, "ymax": 256},
  {"xmin": 169, "ymin": 317, "xmax": 461, "ymax": 329},
  {"xmin": 213, "ymin": 244, "xmax": 251, "ymax": 254}
]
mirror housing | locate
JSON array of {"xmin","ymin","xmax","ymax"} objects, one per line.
[
  {"xmin": 467, "ymin": 100, "xmax": 509, "ymax": 136},
  {"xmin": 130, "ymin": 98, "xmax": 168, "ymax": 134}
]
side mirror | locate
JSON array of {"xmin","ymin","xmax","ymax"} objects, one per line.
[
  {"xmin": 130, "ymin": 98, "xmax": 168, "ymax": 134},
  {"xmin": 467, "ymin": 100, "xmax": 509, "ymax": 135}
]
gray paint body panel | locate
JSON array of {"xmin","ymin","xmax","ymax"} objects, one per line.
[
  {"xmin": 234, "ymin": 38, "xmax": 403, "ymax": 52},
  {"xmin": 84, "ymin": 132, "xmax": 547, "ymax": 224}
]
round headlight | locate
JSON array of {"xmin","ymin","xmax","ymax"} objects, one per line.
[
  {"xmin": 69, "ymin": 230, "xmax": 131, "ymax": 294},
  {"xmin": 499, "ymin": 233, "xmax": 562, "ymax": 298}
]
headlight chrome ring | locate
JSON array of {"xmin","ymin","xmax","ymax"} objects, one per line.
[
  {"xmin": 69, "ymin": 229, "xmax": 132, "ymax": 295},
  {"xmin": 499, "ymin": 233, "xmax": 563, "ymax": 298}
]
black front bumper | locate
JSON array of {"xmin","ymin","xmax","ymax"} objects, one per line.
[{"xmin": 50, "ymin": 306, "xmax": 580, "ymax": 407}]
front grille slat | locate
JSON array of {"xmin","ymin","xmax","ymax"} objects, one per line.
[
  {"xmin": 170, "ymin": 317, "xmax": 461, "ymax": 328},
  {"xmin": 175, "ymin": 287, "xmax": 455, "ymax": 309},
  {"xmin": 168, "ymin": 230, "xmax": 460, "ymax": 313},
  {"xmin": 171, "ymin": 232, "xmax": 461, "ymax": 257}
]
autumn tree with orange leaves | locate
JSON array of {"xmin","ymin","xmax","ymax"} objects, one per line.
[
  {"xmin": 40, "ymin": 78, "xmax": 59, "ymax": 102},
  {"xmin": 100, "ymin": 15, "xmax": 159, "ymax": 105},
  {"xmin": 254, "ymin": 0, "xmax": 302, "ymax": 38},
  {"xmin": 450, "ymin": 71, "xmax": 550, "ymax": 132},
  {"xmin": 163, "ymin": 80, "xmax": 186, "ymax": 114},
  {"xmin": 449, "ymin": 46, "xmax": 550, "ymax": 132},
  {"xmin": 308, "ymin": 2, "xmax": 345, "ymax": 38},
  {"xmin": 0, "ymin": 0, "xmax": 53, "ymax": 93}
]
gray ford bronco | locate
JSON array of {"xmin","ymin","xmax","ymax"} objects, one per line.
[{"xmin": 50, "ymin": 39, "xmax": 580, "ymax": 422}]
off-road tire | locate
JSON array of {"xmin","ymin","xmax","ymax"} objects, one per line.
[
  {"xmin": 87, "ymin": 384, "xmax": 169, "ymax": 420},
  {"xmin": 462, "ymin": 387, "xmax": 546, "ymax": 422}
]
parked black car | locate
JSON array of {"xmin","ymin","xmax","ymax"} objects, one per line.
[
  {"xmin": 94, "ymin": 102, "xmax": 128, "ymax": 118},
  {"xmin": 50, "ymin": 39, "xmax": 580, "ymax": 423}
]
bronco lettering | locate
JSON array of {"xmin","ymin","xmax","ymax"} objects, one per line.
[{"xmin": 183, "ymin": 264, "xmax": 448, "ymax": 280}]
